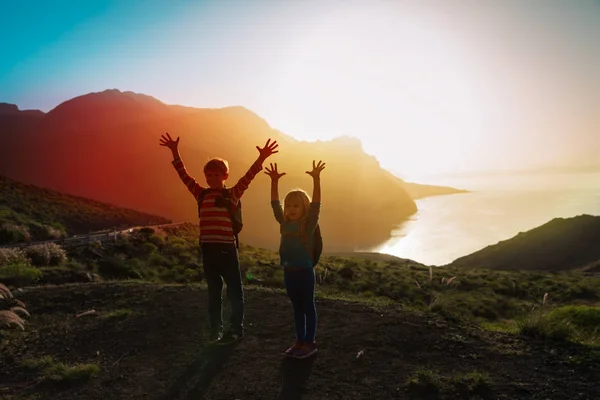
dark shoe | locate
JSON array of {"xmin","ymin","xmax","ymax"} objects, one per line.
[
  {"xmin": 217, "ymin": 330, "xmax": 244, "ymax": 345},
  {"xmin": 208, "ymin": 330, "xmax": 223, "ymax": 344}
]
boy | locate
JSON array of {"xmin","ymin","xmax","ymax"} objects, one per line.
[{"xmin": 159, "ymin": 132, "xmax": 278, "ymax": 344}]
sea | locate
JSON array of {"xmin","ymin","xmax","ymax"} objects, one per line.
[{"xmin": 372, "ymin": 171, "xmax": 600, "ymax": 266}]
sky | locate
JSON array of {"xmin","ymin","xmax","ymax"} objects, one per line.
[{"xmin": 1, "ymin": 0, "xmax": 599, "ymax": 180}]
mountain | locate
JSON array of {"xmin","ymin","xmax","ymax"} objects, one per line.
[
  {"xmin": 0, "ymin": 103, "xmax": 45, "ymax": 118},
  {"xmin": 0, "ymin": 174, "xmax": 170, "ymax": 243},
  {"xmin": 448, "ymin": 215, "xmax": 600, "ymax": 271},
  {"xmin": 0, "ymin": 89, "xmax": 462, "ymax": 251}
]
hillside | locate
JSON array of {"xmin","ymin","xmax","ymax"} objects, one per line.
[
  {"xmin": 2, "ymin": 220, "xmax": 600, "ymax": 399},
  {"xmin": 1, "ymin": 283, "xmax": 599, "ymax": 400},
  {"xmin": 448, "ymin": 214, "xmax": 600, "ymax": 271},
  {"xmin": 0, "ymin": 175, "xmax": 170, "ymax": 243},
  {"xmin": 0, "ymin": 89, "xmax": 464, "ymax": 252}
]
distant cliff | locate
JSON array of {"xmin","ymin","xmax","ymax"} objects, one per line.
[
  {"xmin": 401, "ymin": 181, "xmax": 469, "ymax": 199},
  {"xmin": 449, "ymin": 215, "xmax": 600, "ymax": 271}
]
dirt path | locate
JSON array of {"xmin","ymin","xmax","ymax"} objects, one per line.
[{"xmin": 1, "ymin": 283, "xmax": 598, "ymax": 399}]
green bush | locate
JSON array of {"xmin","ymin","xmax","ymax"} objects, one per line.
[
  {"xmin": 406, "ymin": 369, "xmax": 444, "ymax": 398},
  {"xmin": 64, "ymin": 259, "xmax": 87, "ymax": 271},
  {"xmin": 97, "ymin": 254, "xmax": 141, "ymax": 280},
  {"xmin": 452, "ymin": 371, "xmax": 491, "ymax": 397},
  {"xmin": 0, "ymin": 223, "xmax": 30, "ymax": 244},
  {"xmin": 518, "ymin": 316, "xmax": 575, "ymax": 341},
  {"xmin": 24, "ymin": 243, "xmax": 67, "ymax": 267},
  {"xmin": 164, "ymin": 242, "xmax": 188, "ymax": 258},
  {"xmin": 0, "ymin": 248, "xmax": 31, "ymax": 267},
  {"xmin": 184, "ymin": 268, "xmax": 199, "ymax": 283},
  {"xmin": 547, "ymin": 305, "xmax": 600, "ymax": 334},
  {"xmin": 28, "ymin": 222, "xmax": 65, "ymax": 241},
  {"xmin": 147, "ymin": 252, "xmax": 169, "ymax": 267},
  {"xmin": 0, "ymin": 263, "xmax": 43, "ymax": 286},
  {"xmin": 130, "ymin": 227, "xmax": 155, "ymax": 243},
  {"xmin": 141, "ymin": 242, "xmax": 158, "ymax": 256},
  {"xmin": 148, "ymin": 234, "xmax": 165, "ymax": 248}
]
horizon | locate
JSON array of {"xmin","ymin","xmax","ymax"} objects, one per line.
[{"xmin": 1, "ymin": 0, "xmax": 599, "ymax": 180}]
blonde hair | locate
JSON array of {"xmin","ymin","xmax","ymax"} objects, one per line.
[
  {"xmin": 203, "ymin": 158, "xmax": 229, "ymax": 174},
  {"xmin": 283, "ymin": 189, "xmax": 311, "ymax": 222}
]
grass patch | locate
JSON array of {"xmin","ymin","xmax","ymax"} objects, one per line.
[
  {"xmin": 20, "ymin": 356, "xmax": 54, "ymax": 370},
  {"xmin": 406, "ymin": 369, "xmax": 493, "ymax": 399},
  {"xmin": 517, "ymin": 316, "xmax": 575, "ymax": 341},
  {"xmin": 489, "ymin": 344, "xmax": 526, "ymax": 356},
  {"xmin": 547, "ymin": 305, "xmax": 600, "ymax": 334},
  {"xmin": 42, "ymin": 362, "xmax": 100, "ymax": 384},
  {"xmin": 101, "ymin": 308, "xmax": 133, "ymax": 319},
  {"xmin": 20, "ymin": 356, "xmax": 100, "ymax": 386},
  {"xmin": 565, "ymin": 349, "xmax": 600, "ymax": 366},
  {"xmin": 516, "ymin": 303, "xmax": 600, "ymax": 345},
  {"xmin": 480, "ymin": 320, "xmax": 519, "ymax": 333},
  {"xmin": 0, "ymin": 263, "xmax": 43, "ymax": 286},
  {"xmin": 406, "ymin": 369, "xmax": 445, "ymax": 399},
  {"xmin": 452, "ymin": 370, "xmax": 491, "ymax": 396}
]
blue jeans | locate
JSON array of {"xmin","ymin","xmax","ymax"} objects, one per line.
[
  {"xmin": 284, "ymin": 268, "xmax": 317, "ymax": 343},
  {"xmin": 200, "ymin": 243, "xmax": 244, "ymax": 334}
]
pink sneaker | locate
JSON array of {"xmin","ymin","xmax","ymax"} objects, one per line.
[
  {"xmin": 284, "ymin": 341, "xmax": 301, "ymax": 355},
  {"xmin": 291, "ymin": 342, "xmax": 317, "ymax": 359}
]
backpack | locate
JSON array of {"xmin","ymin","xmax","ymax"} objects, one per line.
[
  {"xmin": 198, "ymin": 188, "xmax": 243, "ymax": 248},
  {"xmin": 311, "ymin": 224, "xmax": 323, "ymax": 267},
  {"xmin": 289, "ymin": 221, "xmax": 323, "ymax": 267}
]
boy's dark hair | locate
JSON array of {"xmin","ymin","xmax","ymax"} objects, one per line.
[{"xmin": 203, "ymin": 158, "xmax": 229, "ymax": 174}]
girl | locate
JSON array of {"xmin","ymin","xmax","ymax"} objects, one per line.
[{"xmin": 265, "ymin": 160, "xmax": 325, "ymax": 359}]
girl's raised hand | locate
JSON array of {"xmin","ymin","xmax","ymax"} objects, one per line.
[
  {"xmin": 306, "ymin": 160, "xmax": 326, "ymax": 179},
  {"xmin": 159, "ymin": 132, "xmax": 180, "ymax": 151},
  {"xmin": 264, "ymin": 163, "xmax": 286, "ymax": 180}
]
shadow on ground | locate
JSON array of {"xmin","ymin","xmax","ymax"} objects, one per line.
[
  {"xmin": 278, "ymin": 355, "xmax": 317, "ymax": 400},
  {"xmin": 161, "ymin": 343, "xmax": 238, "ymax": 400}
]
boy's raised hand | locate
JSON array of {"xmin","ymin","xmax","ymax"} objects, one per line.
[
  {"xmin": 264, "ymin": 163, "xmax": 286, "ymax": 180},
  {"xmin": 159, "ymin": 132, "xmax": 180, "ymax": 151},
  {"xmin": 306, "ymin": 160, "xmax": 326, "ymax": 179},
  {"xmin": 256, "ymin": 139, "xmax": 279, "ymax": 161}
]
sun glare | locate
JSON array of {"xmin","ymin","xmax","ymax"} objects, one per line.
[{"xmin": 267, "ymin": 5, "xmax": 492, "ymax": 179}]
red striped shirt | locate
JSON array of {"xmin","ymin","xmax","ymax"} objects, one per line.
[{"xmin": 172, "ymin": 158, "xmax": 262, "ymax": 243}]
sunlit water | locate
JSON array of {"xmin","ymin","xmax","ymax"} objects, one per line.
[{"xmin": 372, "ymin": 172, "xmax": 600, "ymax": 266}]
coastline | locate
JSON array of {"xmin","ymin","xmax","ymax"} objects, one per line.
[{"xmin": 402, "ymin": 181, "xmax": 470, "ymax": 200}]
